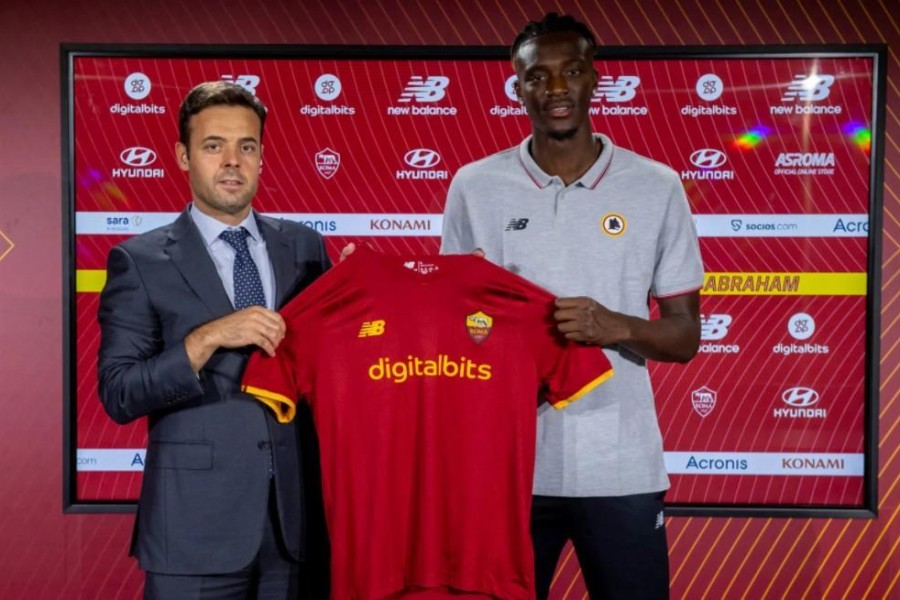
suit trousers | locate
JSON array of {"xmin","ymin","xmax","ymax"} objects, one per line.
[{"xmin": 144, "ymin": 481, "xmax": 299, "ymax": 600}]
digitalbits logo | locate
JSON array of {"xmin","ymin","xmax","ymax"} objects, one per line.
[
  {"xmin": 315, "ymin": 73, "xmax": 342, "ymax": 101},
  {"xmin": 695, "ymin": 74, "xmax": 723, "ymax": 101},
  {"xmin": 299, "ymin": 73, "xmax": 355, "ymax": 117},
  {"xmin": 111, "ymin": 72, "xmax": 166, "ymax": 116},
  {"xmin": 488, "ymin": 74, "xmax": 528, "ymax": 118},
  {"xmin": 124, "ymin": 72, "xmax": 151, "ymax": 100},
  {"xmin": 504, "ymin": 74, "xmax": 518, "ymax": 102},
  {"xmin": 788, "ymin": 312, "xmax": 815, "ymax": 340}
]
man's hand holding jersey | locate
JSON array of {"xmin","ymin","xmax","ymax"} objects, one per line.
[
  {"xmin": 184, "ymin": 307, "xmax": 286, "ymax": 373},
  {"xmin": 554, "ymin": 294, "xmax": 700, "ymax": 363}
]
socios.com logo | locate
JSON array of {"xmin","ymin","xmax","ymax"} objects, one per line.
[
  {"xmin": 782, "ymin": 387, "xmax": 819, "ymax": 407},
  {"xmin": 403, "ymin": 148, "xmax": 441, "ymax": 169},
  {"xmin": 120, "ymin": 147, "xmax": 157, "ymax": 167},
  {"xmin": 690, "ymin": 149, "xmax": 727, "ymax": 169}
]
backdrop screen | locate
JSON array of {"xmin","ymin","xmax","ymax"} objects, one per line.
[{"xmin": 64, "ymin": 46, "xmax": 884, "ymax": 514}]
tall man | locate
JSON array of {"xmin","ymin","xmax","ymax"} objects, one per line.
[
  {"xmin": 441, "ymin": 13, "xmax": 703, "ymax": 599},
  {"xmin": 98, "ymin": 81, "xmax": 331, "ymax": 599}
]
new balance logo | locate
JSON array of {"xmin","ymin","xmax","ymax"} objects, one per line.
[
  {"xmin": 700, "ymin": 314, "xmax": 732, "ymax": 341},
  {"xmin": 592, "ymin": 76, "xmax": 640, "ymax": 103},
  {"xmin": 505, "ymin": 218, "xmax": 529, "ymax": 231},
  {"xmin": 358, "ymin": 320, "xmax": 386, "ymax": 338},
  {"xmin": 781, "ymin": 74, "xmax": 834, "ymax": 102},
  {"xmin": 221, "ymin": 74, "xmax": 261, "ymax": 95},
  {"xmin": 398, "ymin": 76, "xmax": 450, "ymax": 103},
  {"xmin": 655, "ymin": 510, "xmax": 665, "ymax": 530}
]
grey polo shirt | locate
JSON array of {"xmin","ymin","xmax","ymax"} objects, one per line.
[{"xmin": 441, "ymin": 134, "xmax": 704, "ymax": 496}]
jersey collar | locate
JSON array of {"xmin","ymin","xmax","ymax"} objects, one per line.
[{"xmin": 517, "ymin": 133, "xmax": 615, "ymax": 190}]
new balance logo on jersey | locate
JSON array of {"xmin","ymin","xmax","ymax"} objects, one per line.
[
  {"xmin": 655, "ymin": 510, "xmax": 665, "ymax": 530},
  {"xmin": 781, "ymin": 74, "xmax": 834, "ymax": 102},
  {"xmin": 505, "ymin": 218, "xmax": 529, "ymax": 231},
  {"xmin": 398, "ymin": 76, "xmax": 450, "ymax": 102},
  {"xmin": 358, "ymin": 320, "xmax": 386, "ymax": 337},
  {"xmin": 592, "ymin": 76, "xmax": 640, "ymax": 103}
]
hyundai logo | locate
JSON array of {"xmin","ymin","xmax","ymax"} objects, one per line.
[
  {"xmin": 690, "ymin": 149, "xmax": 727, "ymax": 169},
  {"xmin": 782, "ymin": 387, "xmax": 819, "ymax": 407},
  {"xmin": 404, "ymin": 148, "xmax": 441, "ymax": 169},
  {"xmin": 120, "ymin": 147, "xmax": 157, "ymax": 167}
]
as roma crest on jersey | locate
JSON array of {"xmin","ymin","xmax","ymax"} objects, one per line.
[{"xmin": 466, "ymin": 311, "xmax": 493, "ymax": 344}]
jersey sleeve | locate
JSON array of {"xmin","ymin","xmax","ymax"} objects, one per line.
[
  {"xmin": 241, "ymin": 267, "xmax": 335, "ymax": 423},
  {"xmin": 538, "ymin": 326, "xmax": 614, "ymax": 410},
  {"xmin": 242, "ymin": 343, "xmax": 301, "ymax": 424},
  {"xmin": 651, "ymin": 176, "xmax": 704, "ymax": 298},
  {"xmin": 491, "ymin": 262, "xmax": 614, "ymax": 409}
]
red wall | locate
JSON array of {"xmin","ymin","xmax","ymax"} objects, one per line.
[{"xmin": 0, "ymin": 0, "xmax": 897, "ymax": 597}]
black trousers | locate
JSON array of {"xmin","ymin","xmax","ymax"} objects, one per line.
[{"xmin": 532, "ymin": 492, "xmax": 669, "ymax": 600}]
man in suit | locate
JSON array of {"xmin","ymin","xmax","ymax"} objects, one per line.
[{"xmin": 98, "ymin": 81, "xmax": 331, "ymax": 599}]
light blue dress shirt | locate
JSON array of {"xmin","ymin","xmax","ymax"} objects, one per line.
[{"xmin": 189, "ymin": 204, "xmax": 276, "ymax": 311}]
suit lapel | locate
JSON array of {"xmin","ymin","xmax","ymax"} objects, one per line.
[
  {"xmin": 257, "ymin": 214, "xmax": 296, "ymax": 310},
  {"xmin": 166, "ymin": 209, "xmax": 235, "ymax": 318}
]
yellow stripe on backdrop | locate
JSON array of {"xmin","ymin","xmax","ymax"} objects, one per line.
[{"xmin": 701, "ymin": 273, "xmax": 867, "ymax": 296}]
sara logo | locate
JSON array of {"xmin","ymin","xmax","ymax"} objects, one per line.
[
  {"xmin": 601, "ymin": 213, "xmax": 626, "ymax": 237},
  {"xmin": 690, "ymin": 149, "xmax": 727, "ymax": 169},
  {"xmin": 120, "ymin": 147, "xmax": 157, "ymax": 167},
  {"xmin": 404, "ymin": 149, "xmax": 441, "ymax": 169},
  {"xmin": 782, "ymin": 387, "xmax": 819, "ymax": 407},
  {"xmin": 466, "ymin": 311, "xmax": 493, "ymax": 344}
]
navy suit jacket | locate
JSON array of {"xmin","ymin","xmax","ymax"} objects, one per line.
[{"xmin": 98, "ymin": 208, "xmax": 330, "ymax": 575}]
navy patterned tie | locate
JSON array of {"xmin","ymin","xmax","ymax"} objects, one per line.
[{"xmin": 219, "ymin": 228, "xmax": 267, "ymax": 310}]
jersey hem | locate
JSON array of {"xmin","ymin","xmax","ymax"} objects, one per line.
[
  {"xmin": 553, "ymin": 368, "xmax": 615, "ymax": 410},
  {"xmin": 242, "ymin": 385, "xmax": 296, "ymax": 423}
]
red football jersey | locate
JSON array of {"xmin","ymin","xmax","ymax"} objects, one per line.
[{"xmin": 242, "ymin": 248, "xmax": 613, "ymax": 599}]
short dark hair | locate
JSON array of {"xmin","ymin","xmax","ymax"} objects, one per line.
[
  {"xmin": 178, "ymin": 81, "xmax": 267, "ymax": 149},
  {"xmin": 511, "ymin": 12, "xmax": 597, "ymax": 61}
]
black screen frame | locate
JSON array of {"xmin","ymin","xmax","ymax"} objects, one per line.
[{"xmin": 62, "ymin": 43, "xmax": 887, "ymax": 517}]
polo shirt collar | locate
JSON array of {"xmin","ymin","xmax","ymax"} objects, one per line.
[{"xmin": 518, "ymin": 133, "xmax": 615, "ymax": 190}]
